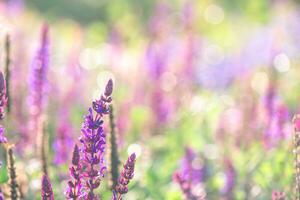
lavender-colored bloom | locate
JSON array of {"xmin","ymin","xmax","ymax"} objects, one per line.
[
  {"xmin": 0, "ymin": 72, "xmax": 7, "ymax": 120},
  {"xmin": 28, "ymin": 25, "xmax": 49, "ymax": 142},
  {"xmin": 66, "ymin": 144, "xmax": 83, "ymax": 199},
  {"xmin": 0, "ymin": 72, "xmax": 7, "ymax": 144},
  {"xmin": 114, "ymin": 153, "xmax": 136, "ymax": 199},
  {"xmin": 79, "ymin": 79, "xmax": 113, "ymax": 199},
  {"xmin": 41, "ymin": 174, "xmax": 54, "ymax": 200}
]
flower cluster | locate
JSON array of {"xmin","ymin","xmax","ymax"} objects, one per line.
[
  {"xmin": 28, "ymin": 25, "xmax": 49, "ymax": 143},
  {"xmin": 7, "ymin": 146, "xmax": 19, "ymax": 199},
  {"xmin": 0, "ymin": 71, "xmax": 7, "ymax": 144},
  {"xmin": 113, "ymin": 153, "xmax": 136, "ymax": 200},
  {"xmin": 79, "ymin": 79, "xmax": 113, "ymax": 199},
  {"xmin": 66, "ymin": 144, "xmax": 83, "ymax": 199},
  {"xmin": 41, "ymin": 174, "xmax": 54, "ymax": 200},
  {"xmin": 0, "ymin": 72, "xmax": 7, "ymax": 120}
]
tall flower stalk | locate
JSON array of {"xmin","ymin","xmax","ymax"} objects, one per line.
[
  {"xmin": 113, "ymin": 153, "xmax": 136, "ymax": 200},
  {"xmin": 107, "ymin": 104, "xmax": 120, "ymax": 190},
  {"xmin": 38, "ymin": 116, "xmax": 48, "ymax": 175},
  {"xmin": 28, "ymin": 25, "xmax": 49, "ymax": 145},
  {"xmin": 66, "ymin": 144, "xmax": 82, "ymax": 199},
  {"xmin": 78, "ymin": 79, "xmax": 113, "ymax": 199},
  {"xmin": 4, "ymin": 34, "xmax": 11, "ymax": 114},
  {"xmin": 293, "ymin": 115, "xmax": 300, "ymax": 200},
  {"xmin": 0, "ymin": 72, "xmax": 8, "ymax": 144},
  {"xmin": 7, "ymin": 146, "xmax": 19, "ymax": 200},
  {"xmin": 41, "ymin": 174, "xmax": 54, "ymax": 200}
]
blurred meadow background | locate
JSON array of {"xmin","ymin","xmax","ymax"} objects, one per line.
[{"xmin": 0, "ymin": 0, "xmax": 300, "ymax": 199}]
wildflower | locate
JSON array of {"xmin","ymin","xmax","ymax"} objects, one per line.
[
  {"xmin": 114, "ymin": 153, "xmax": 136, "ymax": 199},
  {"xmin": 41, "ymin": 174, "xmax": 54, "ymax": 200},
  {"xmin": 0, "ymin": 72, "xmax": 7, "ymax": 121},
  {"xmin": 28, "ymin": 25, "xmax": 49, "ymax": 143},
  {"xmin": 7, "ymin": 146, "xmax": 19, "ymax": 200},
  {"xmin": 79, "ymin": 79, "xmax": 113, "ymax": 199},
  {"xmin": 0, "ymin": 72, "xmax": 8, "ymax": 144},
  {"xmin": 66, "ymin": 144, "xmax": 83, "ymax": 199},
  {"xmin": 4, "ymin": 34, "xmax": 11, "ymax": 114}
]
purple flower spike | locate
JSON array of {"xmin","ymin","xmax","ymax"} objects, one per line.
[
  {"xmin": 78, "ymin": 79, "xmax": 113, "ymax": 199},
  {"xmin": 0, "ymin": 72, "xmax": 7, "ymax": 120},
  {"xmin": 29, "ymin": 24, "xmax": 49, "ymax": 116},
  {"xmin": 66, "ymin": 144, "xmax": 83, "ymax": 199},
  {"xmin": 104, "ymin": 79, "xmax": 113, "ymax": 97},
  {"xmin": 0, "ymin": 71, "xmax": 8, "ymax": 144},
  {"xmin": 41, "ymin": 174, "xmax": 54, "ymax": 200},
  {"xmin": 28, "ymin": 24, "xmax": 50, "ymax": 143},
  {"xmin": 92, "ymin": 79, "xmax": 113, "ymax": 115},
  {"xmin": 114, "ymin": 153, "xmax": 136, "ymax": 199}
]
